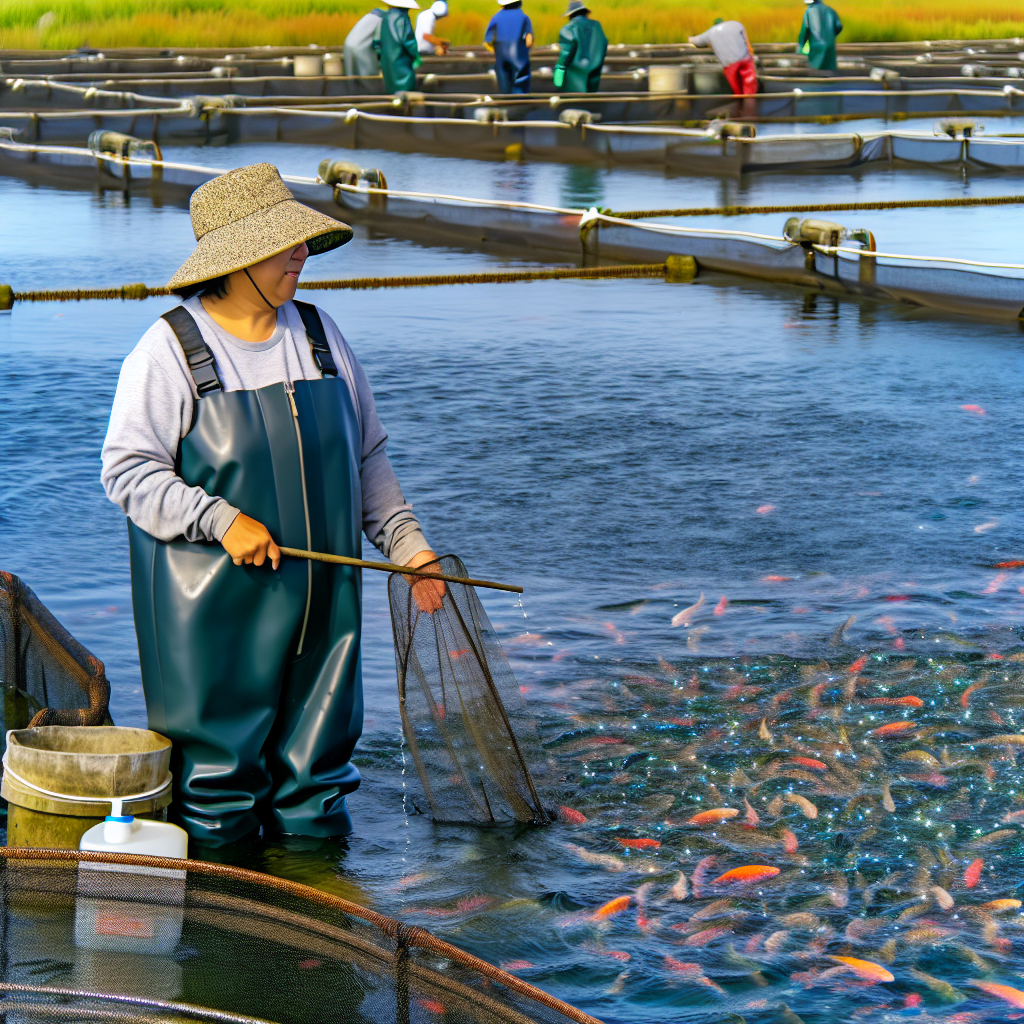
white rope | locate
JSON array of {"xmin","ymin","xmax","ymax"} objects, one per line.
[
  {"xmin": 333, "ymin": 181, "xmax": 582, "ymax": 216},
  {"xmin": 814, "ymin": 243, "xmax": 1024, "ymax": 271},
  {"xmin": 2, "ymin": 748, "xmax": 171, "ymax": 819},
  {"xmin": 592, "ymin": 211, "xmax": 790, "ymax": 245}
]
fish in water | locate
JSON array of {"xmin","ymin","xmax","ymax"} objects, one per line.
[
  {"xmin": 964, "ymin": 858, "xmax": 984, "ymax": 888},
  {"xmin": 828, "ymin": 957, "xmax": 895, "ymax": 983},
  {"xmin": 563, "ymin": 844, "xmax": 626, "ymax": 872},
  {"xmin": 970, "ymin": 980, "xmax": 1024, "ymax": 1008},
  {"xmin": 713, "ymin": 596, "xmax": 728, "ymax": 616},
  {"xmin": 617, "ymin": 838, "xmax": 661, "ymax": 850},
  {"xmin": 713, "ymin": 865, "xmax": 780, "ymax": 885},
  {"xmin": 688, "ymin": 808, "xmax": 739, "ymax": 826},
  {"xmin": 671, "ymin": 593, "xmax": 705, "ymax": 628},
  {"xmin": 592, "ymin": 895, "xmax": 631, "ymax": 920}
]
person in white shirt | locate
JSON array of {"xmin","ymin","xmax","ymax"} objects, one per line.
[
  {"xmin": 689, "ymin": 18, "xmax": 758, "ymax": 96},
  {"xmin": 416, "ymin": 0, "xmax": 450, "ymax": 55}
]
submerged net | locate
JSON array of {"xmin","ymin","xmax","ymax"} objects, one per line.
[
  {"xmin": 388, "ymin": 555, "xmax": 549, "ymax": 824},
  {"xmin": 0, "ymin": 572, "xmax": 111, "ymax": 740},
  {"xmin": 0, "ymin": 848, "xmax": 601, "ymax": 1024}
]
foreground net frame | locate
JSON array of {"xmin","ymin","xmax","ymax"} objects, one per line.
[{"xmin": 0, "ymin": 847, "xmax": 603, "ymax": 1024}]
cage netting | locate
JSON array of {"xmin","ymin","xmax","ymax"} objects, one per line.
[
  {"xmin": 0, "ymin": 849, "xmax": 602, "ymax": 1024},
  {"xmin": 0, "ymin": 573, "xmax": 111, "ymax": 748},
  {"xmin": 388, "ymin": 555, "xmax": 550, "ymax": 824}
]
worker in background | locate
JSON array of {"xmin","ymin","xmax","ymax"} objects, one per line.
[
  {"xmin": 688, "ymin": 17, "xmax": 757, "ymax": 96},
  {"xmin": 484, "ymin": 0, "xmax": 533, "ymax": 95},
  {"xmin": 343, "ymin": 7, "xmax": 385, "ymax": 78},
  {"xmin": 416, "ymin": 0, "xmax": 450, "ymax": 55},
  {"xmin": 553, "ymin": 0, "xmax": 607, "ymax": 94},
  {"xmin": 374, "ymin": 0, "xmax": 422, "ymax": 93},
  {"xmin": 798, "ymin": 0, "xmax": 843, "ymax": 72}
]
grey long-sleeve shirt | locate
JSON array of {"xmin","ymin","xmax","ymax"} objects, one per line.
[
  {"xmin": 101, "ymin": 296, "xmax": 429, "ymax": 565},
  {"xmin": 690, "ymin": 21, "xmax": 751, "ymax": 68}
]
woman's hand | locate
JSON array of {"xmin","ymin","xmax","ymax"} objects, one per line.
[
  {"xmin": 222, "ymin": 513, "xmax": 281, "ymax": 570},
  {"xmin": 406, "ymin": 548, "xmax": 445, "ymax": 613}
]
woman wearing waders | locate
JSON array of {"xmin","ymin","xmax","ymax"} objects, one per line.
[{"xmin": 101, "ymin": 163, "xmax": 443, "ymax": 845}]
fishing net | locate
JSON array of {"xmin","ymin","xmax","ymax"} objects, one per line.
[
  {"xmin": 0, "ymin": 572, "xmax": 111, "ymax": 742},
  {"xmin": 0, "ymin": 848, "xmax": 599, "ymax": 1024},
  {"xmin": 388, "ymin": 555, "xmax": 550, "ymax": 825}
]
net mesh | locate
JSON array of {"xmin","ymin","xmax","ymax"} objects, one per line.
[
  {"xmin": 0, "ymin": 850, "xmax": 599, "ymax": 1024},
  {"xmin": 0, "ymin": 572, "xmax": 111, "ymax": 738},
  {"xmin": 388, "ymin": 555, "xmax": 550, "ymax": 825}
]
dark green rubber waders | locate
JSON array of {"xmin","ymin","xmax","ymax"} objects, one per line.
[{"xmin": 129, "ymin": 307, "xmax": 364, "ymax": 845}]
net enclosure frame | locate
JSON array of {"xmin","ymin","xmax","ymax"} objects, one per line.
[
  {"xmin": 0, "ymin": 847, "xmax": 604, "ymax": 1024},
  {"xmin": 0, "ymin": 572, "xmax": 111, "ymax": 735}
]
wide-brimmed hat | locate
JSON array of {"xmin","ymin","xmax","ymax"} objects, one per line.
[
  {"xmin": 563, "ymin": 0, "xmax": 589, "ymax": 15},
  {"xmin": 497, "ymin": 0, "xmax": 522, "ymax": 7},
  {"xmin": 386, "ymin": 0, "xmax": 421, "ymax": 9},
  {"xmin": 167, "ymin": 163, "xmax": 353, "ymax": 290}
]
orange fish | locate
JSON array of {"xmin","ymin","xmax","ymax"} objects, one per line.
[
  {"xmin": 684, "ymin": 924, "xmax": 733, "ymax": 946},
  {"xmin": 981, "ymin": 899, "xmax": 1022, "ymax": 912},
  {"xmin": 450, "ymin": 648, "xmax": 470, "ymax": 659},
  {"xmin": 964, "ymin": 858, "xmax": 983, "ymax": 888},
  {"xmin": 417, "ymin": 999, "xmax": 447, "ymax": 1015},
  {"xmin": 870, "ymin": 722, "xmax": 918, "ymax": 738},
  {"xmin": 960, "ymin": 404, "xmax": 986, "ymax": 416},
  {"xmin": 744, "ymin": 798, "xmax": 760, "ymax": 828},
  {"xmin": 961, "ymin": 681, "xmax": 984, "ymax": 708},
  {"xmin": 847, "ymin": 656, "xmax": 868, "ymax": 674},
  {"xmin": 782, "ymin": 829, "xmax": 799, "ymax": 854},
  {"xmin": 592, "ymin": 896, "xmax": 631, "ymax": 920},
  {"xmin": 713, "ymin": 865, "xmax": 780, "ymax": 885},
  {"xmin": 558, "ymin": 806, "xmax": 588, "ymax": 824},
  {"xmin": 970, "ymin": 981, "xmax": 1024, "ymax": 1008},
  {"xmin": 617, "ymin": 838, "xmax": 661, "ymax": 850},
  {"xmin": 786, "ymin": 757, "xmax": 827, "ymax": 771},
  {"xmin": 994, "ymin": 560, "xmax": 1024, "ymax": 569},
  {"xmin": 762, "ymin": 575, "xmax": 792, "ymax": 581},
  {"xmin": 688, "ymin": 808, "xmax": 739, "ymax": 826},
  {"xmin": 863, "ymin": 696, "xmax": 924, "ymax": 708},
  {"xmin": 828, "ymin": 957, "xmax": 895, "ymax": 983},
  {"xmin": 713, "ymin": 596, "xmax": 729, "ymax": 616},
  {"xmin": 756, "ymin": 505, "xmax": 776, "ymax": 514}
]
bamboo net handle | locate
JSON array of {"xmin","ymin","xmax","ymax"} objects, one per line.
[{"xmin": 278, "ymin": 546, "xmax": 523, "ymax": 594}]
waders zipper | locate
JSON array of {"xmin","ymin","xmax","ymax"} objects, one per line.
[{"xmin": 285, "ymin": 381, "xmax": 314, "ymax": 655}]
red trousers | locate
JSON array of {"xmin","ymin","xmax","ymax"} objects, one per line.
[{"xmin": 723, "ymin": 56, "xmax": 758, "ymax": 95}]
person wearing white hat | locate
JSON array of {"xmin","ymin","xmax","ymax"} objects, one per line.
[
  {"xmin": 484, "ymin": 0, "xmax": 534, "ymax": 94},
  {"xmin": 798, "ymin": 0, "xmax": 842, "ymax": 71},
  {"xmin": 416, "ymin": 0, "xmax": 450, "ymax": 56},
  {"xmin": 374, "ymin": 0, "xmax": 423, "ymax": 93}
]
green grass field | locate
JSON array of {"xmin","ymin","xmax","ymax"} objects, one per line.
[{"xmin": 1, "ymin": 0, "xmax": 1020, "ymax": 50}]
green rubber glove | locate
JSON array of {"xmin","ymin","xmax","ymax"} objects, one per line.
[
  {"xmin": 414, "ymin": 55, "xmax": 423, "ymax": 69},
  {"xmin": 553, "ymin": 66, "xmax": 565, "ymax": 88},
  {"xmin": 800, "ymin": 41, "xmax": 810, "ymax": 55}
]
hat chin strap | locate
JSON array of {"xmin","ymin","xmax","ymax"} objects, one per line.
[{"xmin": 243, "ymin": 267, "xmax": 279, "ymax": 310}]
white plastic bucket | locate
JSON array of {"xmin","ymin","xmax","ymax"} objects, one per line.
[
  {"xmin": 294, "ymin": 54, "xmax": 324, "ymax": 77},
  {"xmin": 648, "ymin": 65, "xmax": 688, "ymax": 93}
]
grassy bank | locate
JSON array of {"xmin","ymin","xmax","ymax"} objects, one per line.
[{"xmin": 1, "ymin": 0, "xmax": 1020, "ymax": 50}]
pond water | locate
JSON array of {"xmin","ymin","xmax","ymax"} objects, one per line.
[{"xmin": 2, "ymin": 165, "xmax": 1024, "ymax": 1023}]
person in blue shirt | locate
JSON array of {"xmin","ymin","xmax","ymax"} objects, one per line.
[{"xmin": 484, "ymin": 0, "xmax": 534, "ymax": 95}]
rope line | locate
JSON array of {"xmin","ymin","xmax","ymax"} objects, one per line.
[
  {"xmin": 3, "ymin": 265, "xmax": 668, "ymax": 304},
  {"xmin": 610, "ymin": 194, "xmax": 1024, "ymax": 220}
]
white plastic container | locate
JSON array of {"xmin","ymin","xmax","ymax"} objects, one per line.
[
  {"xmin": 76, "ymin": 816, "xmax": 188, "ymax": 954},
  {"xmin": 80, "ymin": 816, "xmax": 188, "ymax": 858},
  {"xmin": 648, "ymin": 65, "xmax": 687, "ymax": 93},
  {"xmin": 323, "ymin": 53, "xmax": 343, "ymax": 76},
  {"xmin": 294, "ymin": 54, "xmax": 324, "ymax": 77}
]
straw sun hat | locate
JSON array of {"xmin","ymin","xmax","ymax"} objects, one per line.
[{"xmin": 167, "ymin": 163, "xmax": 353, "ymax": 290}]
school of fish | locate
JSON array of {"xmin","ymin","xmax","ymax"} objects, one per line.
[{"xmin": 404, "ymin": 644, "xmax": 1024, "ymax": 1022}]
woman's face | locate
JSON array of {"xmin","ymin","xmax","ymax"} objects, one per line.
[{"xmin": 240, "ymin": 241, "xmax": 309, "ymax": 307}]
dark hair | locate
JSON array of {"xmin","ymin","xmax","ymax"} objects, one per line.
[{"xmin": 172, "ymin": 274, "xmax": 232, "ymax": 301}]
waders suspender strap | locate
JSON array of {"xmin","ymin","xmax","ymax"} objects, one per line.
[
  {"xmin": 294, "ymin": 300, "xmax": 339, "ymax": 378},
  {"xmin": 162, "ymin": 306, "xmax": 224, "ymax": 396}
]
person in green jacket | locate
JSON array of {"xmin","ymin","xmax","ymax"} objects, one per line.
[
  {"xmin": 798, "ymin": 0, "xmax": 842, "ymax": 72},
  {"xmin": 553, "ymin": 0, "xmax": 608, "ymax": 94},
  {"xmin": 374, "ymin": 0, "xmax": 422, "ymax": 93}
]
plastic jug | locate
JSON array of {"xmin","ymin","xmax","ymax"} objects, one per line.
[{"xmin": 76, "ymin": 813, "xmax": 188, "ymax": 954}]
